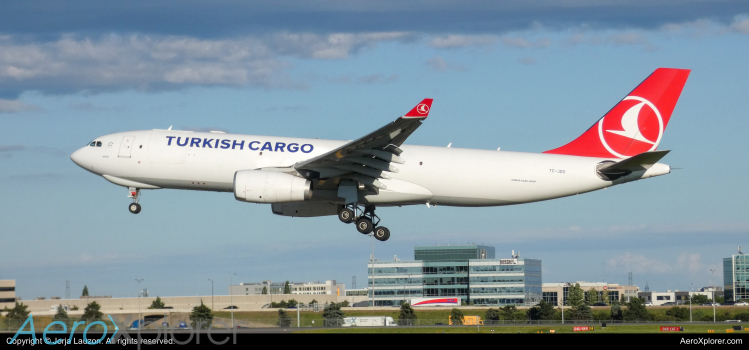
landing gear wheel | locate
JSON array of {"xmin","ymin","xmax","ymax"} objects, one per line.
[
  {"xmin": 338, "ymin": 208, "xmax": 354, "ymax": 224},
  {"xmin": 373, "ymin": 226, "xmax": 390, "ymax": 241},
  {"xmin": 356, "ymin": 217, "xmax": 373, "ymax": 234},
  {"xmin": 129, "ymin": 203, "xmax": 141, "ymax": 214}
]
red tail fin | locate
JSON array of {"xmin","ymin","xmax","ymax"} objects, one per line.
[
  {"xmin": 402, "ymin": 98, "xmax": 433, "ymax": 119},
  {"xmin": 544, "ymin": 68, "xmax": 690, "ymax": 158}
]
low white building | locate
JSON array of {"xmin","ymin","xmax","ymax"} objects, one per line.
[{"xmin": 229, "ymin": 280, "xmax": 345, "ymax": 296}]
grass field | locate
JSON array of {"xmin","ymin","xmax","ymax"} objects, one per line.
[{"xmin": 297, "ymin": 324, "xmax": 749, "ymax": 334}]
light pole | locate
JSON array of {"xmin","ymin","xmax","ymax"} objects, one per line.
[
  {"xmin": 135, "ymin": 279, "xmax": 144, "ymax": 329},
  {"xmin": 689, "ymin": 282, "xmax": 693, "ymax": 323},
  {"xmin": 208, "ymin": 279, "xmax": 214, "ymax": 310},
  {"xmin": 370, "ymin": 232, "xmax": 375, "ymax": 307},
  {"xmin": 230, "ymin": 273, "xmax": 236, "ymax": 329}
]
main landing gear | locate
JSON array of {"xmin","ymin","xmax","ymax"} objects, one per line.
[
  {"xmin": 338, "ymin": 205, "xmax": 390, "ymax": 241},
  {"xmin": 128, "ymin": 187, "xmax": 141, "ymax": 214}
]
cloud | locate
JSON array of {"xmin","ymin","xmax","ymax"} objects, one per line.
[
  {"xmin": 429, "ymin": 35, "xmax": 499, "ymax": 48},
  {"xmin": 0, "ymin": 98, "xmax": 41, "ymax": 113},
  {"xmin": 0, "ymin": 145, "xmax": 24, "ymax": 152},
  {"xmin": 607, "ymin": 252, "xmax": 704, "ymax": 275},
  {"xmin": 357, "ymin": 73, "xmax": 398, "ymax": 84},
  {"xmin": 730, "ymin": 17, "xmax": 749, "ymax": 34},
  {"xmin": 68, "ymin": 102, "xmax": 107, "ymax": 112},
  {"xmin": 519, "ymin": 57, "xmax": 537, "ymax": 65},
  {"xmin": 0, "ymin": 33, "xmax": 408, "ymax": 96},
  {"xmin": 425, "ymin": 56, "xmax": 468, "ymax": 72}
]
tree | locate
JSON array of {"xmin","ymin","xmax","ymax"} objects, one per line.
[
  {"xmin": 687, "ymin": 294, "xmax": 709, "ymax": 305},
  {"xmin": 587, "ymin": 288, "xmax": 599, "ymax": 305},
  {"xmin": 623, "ymin": 297, "xmax": 652, "ymax": 321},
  {"xmin": 567, "ymin": 283, "xmax": 584, "ymax": 308},
  {"xmin": 189, "ymin": 301, "xmax": 214, "ymax": 329},
  {"xmin": 339, "ymin": 300, "xmax": 349, "ymax": 307},
  {"xmin": 4, "ymin": 302, "xmax": 30, "ymax": 328},
  {"xmin": 310, "ymin": 299, "xmax": 318, "ymax": 305},
  {"xmin": 665, "ymin": 306, "xmax": 689, "ymax": 321},
  {"xmin": 71, "ymin": 305, "xmax": 79, "ymax": 311},
  {"xmin": 148, "ymin": 296, "xmax": 166, "ymax": 309},
  {"xmin": 573, "ymin": 303, "xmax": 593, "ymax": 320},
  {"xmin": 287, "ymin": 299, "xmax": 298, "ymax": 308},
  {"xmin": 601, "ymin": 289, "xmax": 610, "ymax": 305},
  {"xmin": 261, "ymin": 286, "xmax": 267, "ymax": 295},
  {"xmin": 81, "ymin": 285, "xmax": 89, "ymax": 297},
  {"xmin": 277, "ymin": 309, "xmax": 291, "ymax": 327},
  {"xmin": 500, "ymin": 305, "xmax": 518, "ymax": 320},
  {"xmin": 716, "ymin": 296, "xmax": 725, "ymax": 304},
  {"xmin": 82, "ymin": 301, "xmax": 102, "ymax": 322},
  {"xmin": 485, "ymin": 308, "xmax": 500, "ymax": 324},
  {"xmin": 283, "ymin": 281, "xmax": 291, "ymax": 294},
  {"xmin": 450, "ymin": 308, "xmax": 464, "ymax": 325},
  {"xmin": 52, "ymin": 305, "xmax": 70, "ymax": 330},
  {"xmin": 610, "ymin": 299, "xmax": 623, "ymax": 320},
  {"xmin": 322, "ymin": 302, "xmax": 344, "ymax": 327},
  {"xmin": 527, "ymin": 300, "xmax": 555, "ymax": 321},
  {"xmin": 398, "ymin": 303, "xmax": 417, "ymax": 326}
]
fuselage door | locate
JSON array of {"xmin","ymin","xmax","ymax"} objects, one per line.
[{"xmin": 118, "ymin": 135, "xmax": 136, "ymax": 158}]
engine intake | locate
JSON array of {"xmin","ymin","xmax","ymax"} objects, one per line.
[{"xmin": 234, "ymin": 170, "xmax": 311, "ymax": 203}]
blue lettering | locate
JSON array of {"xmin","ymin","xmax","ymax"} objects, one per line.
[
  {"xmin": 301, "ymin": 144, "xmax": 314, "ymax": 153},
  {"xmin": 214, "ymin": 139, "xmax": 219, "ymax": 148},
  {"xmin": 220, "ymin": 140, "xmax": 231, "ymax": 149},
  {"xmin": 287, "ymin": 143, "xmax": 299, "ymax": 152},
  {"xmin": 68, "ymin": 321, "xmax": 86, "ymax": 344},
  {"xmin": 166, "ymin": 136, "xmax": 176, "ymax": 145},
  {"xmin": 9, "ymin": 315, "xmax": 35, "ymax": 345},
  {"xmin": 202, "ymin": 138, "xmax": 214, "ymax": 148},
  {"xmin": 176, "ymin": 137, "xmax": 189, "ymax": 146},
  {"xmin": 275, "ymin": 142, "xmax": 286, "ymax": 152},
  {"xmin": 83, "ymin": 321, "xmax": 107, "ymax": 345},
  {"xmin": 232, "ymin": 140, "xmax": 245, "ymax": 150},
  {"xmin": 190, "ymin": 138, "xmax": 201, "ymax": 147},
  {"xmin": 248, "ymin": 141, "xmax": 260, "ymax": 151},
  {"xmin": 260, "ymin": 142, "xmax": 273, "ymax": 151},
  {"xmin": 43, "ymin": 322, "xmax": 67, "ymax": 344}
]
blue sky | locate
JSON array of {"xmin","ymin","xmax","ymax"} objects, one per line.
[{"xmin": 1, "ymin": 1, "xmax": 748, "ymax": 300}]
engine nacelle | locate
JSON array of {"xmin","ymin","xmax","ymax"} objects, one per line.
[{"xmin": 234, "ymin": 170, "xmax": 311, "ymax": 203}]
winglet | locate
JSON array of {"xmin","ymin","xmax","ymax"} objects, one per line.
[{"xmin": 402, "ymin": 99, "xmax": 433, "ymax": 119}]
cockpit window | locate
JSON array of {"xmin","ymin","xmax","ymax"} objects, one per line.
[
  {"xmin": 89, "ymin": 142, "xmax": 96, "ymax": 147},
  {"xmin": 96, "ymin": 141, "xmax": 102, "ymax": 147}
]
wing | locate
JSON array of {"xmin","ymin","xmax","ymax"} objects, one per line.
[{"xmin": 294, "ymin": 98, "xmax": 433, "ymax": 191}]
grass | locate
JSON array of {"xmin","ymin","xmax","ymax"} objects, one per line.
[{"xmin": 297, "ymin": 324, "xmax": 749, "ymax": 334}]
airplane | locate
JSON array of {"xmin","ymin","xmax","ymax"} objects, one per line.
[{"xmin": 71, "ymin": 68, "xmax": 690, "ymax": 242}]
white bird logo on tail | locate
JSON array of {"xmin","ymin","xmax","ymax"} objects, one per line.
[{"xmin": 606, "ymin": 101, "xmax": 655, "ymax": 144}]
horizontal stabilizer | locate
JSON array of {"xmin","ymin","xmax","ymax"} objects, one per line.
[{"xmin": 597, "ymin": 150, "xmax": 670, "ymax": 180}]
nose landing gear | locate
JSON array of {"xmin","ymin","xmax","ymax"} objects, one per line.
[
  {"xmin": 128, "ymin": 187, "xmax": 141, "ymax": 214},
  {"xmin": 338, "ymin": 205, "xmax": 390, "ymax": 241}
]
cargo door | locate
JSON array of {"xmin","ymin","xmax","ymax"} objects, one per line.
[{"xmin": 118, "ymin": 135, "xmax": 136, "ymax": 158}]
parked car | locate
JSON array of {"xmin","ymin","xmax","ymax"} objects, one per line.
[
  {"xmin": 662, "ymin": 302, "xmax": 676, "ymax": 306},
  {"xmin": 723, "ymin": 301, "xmax": 736, "ymax": 306},
  {"xmin": 178, "ymin": 321, "xmax": 190, "ymax": 329},
  {"xmin": 224, "ymin": 305, "xmax": 238, "ymax": 309},
  {"xmin": 593, "ymin": 302, "xmax": 608, "ymax": 306},
  {"xmin": 645, "ymin": 302, "xmax": 654, "ymax": 306},
  {"xmin": 735, "ymin": 301, "xmax": 748, "ymax": 306}
]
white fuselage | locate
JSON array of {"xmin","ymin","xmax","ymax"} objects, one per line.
[{"xmin": 70, "ymin": 129, "xmax": 670, "ymax": 207}]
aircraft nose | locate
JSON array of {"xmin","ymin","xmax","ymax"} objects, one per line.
[{"xmin": 70, "ymin": 148, "xmax": 85, "ymax": 168}]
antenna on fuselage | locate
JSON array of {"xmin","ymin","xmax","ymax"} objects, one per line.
[{"xmin": 168, "ymin": 126, "xmax": 172, "ymax": 130}]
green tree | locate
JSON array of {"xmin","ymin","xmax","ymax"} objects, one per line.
[
  {"xmin": 398, "ymin": 303, "xmax": 417, "ymax": 326},
  {"xmin": 4, "ymin": 302, "xmax": 30, "ymax": 328},
  {"xmin": 261, "ymin": 286, "xmax": 267, "ymax": 295},
  {"xmin": 623, "ymin": 297, "xmax": 652, "ymax": 321},
  {"xmin": 322, "ymin": 302, "xmax": 344, "ymax": 327},
  {"xmin": 277, "ymin": 309, "xmax": 291, "ymax": 327},
  {"xmin": 601, "ymin": 289, "xmax": 610, "ymax": 305},
  {"xmin": 527, "ymin": 300, "xmax": 555, "ymax": 321},
  {"xmin": 500, "ymin": 305, "xmax": 518, "ymax": 320},
  {"xmin": 665, "ymin": 306, "xmax": 690, "ymax": 321},
  {"xmin": 283, "ymin": 281, "xmax": 291, "ymax": 294},
  {"xmin": 687, "ymin": 294, "xmax": 709, "ymax": 305},
  {"xmin": 148, "ymin": 296, "xmax": 166, "ymax": 309},
  {"xmin": 287, "ymin": 299, "xmax": 298, "ymax": 308},
  {"xmin": 716, "ymin": 296, "xmax": 725, "ymax": 304},
  {"xmin": 567, "ymin": 283, "xmax": 584, "ymax": 308},
  {"xmin": 71, "ymin": 305, "xmax": 79, "ymax": 311},
  {"xmin": 587, "ymin": 288, "xmax": 599, "ymax": 305},
  {"xmin": 339, "ymin": 300, "xmax": 349, "ymax": 307},
  {"xmin": 81, "ymin": 301, "xmax": 102, "ymax": 322},
  {"xmin": 81, "ymin": 285, "xmax": 89, "ymax": 297},
  {"xmin": 310, "ymin": 299, "xmax": 318, "ymax": 305},
  {"xmin": 485, "ymin": 308, "xmax": 500, "ymax": 324},
  {"xmin": 573, "ymin": 303, "xmax": 593, "ymax": 320},
  {"xmin": 450, "ymin": 308, "xmax": 464, "ymax": 325},
  {"xmin": 610, "ymin": 299, "xmax": 623, "ymax": 320},
  {"xmin": 189, "ymin": 301, "xmax": 214, "ymax": 329},
  {"xmin": 51, "ymin": 305, "xmax": 70, "ymax": 330}
]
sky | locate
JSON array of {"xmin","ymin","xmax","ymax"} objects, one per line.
[{"xmin": 1, "ymin": 0, "xmax": 749, "ymax": 300}]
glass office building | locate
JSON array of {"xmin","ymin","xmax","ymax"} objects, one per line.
[
  {"xmin": 724, "ymin": 254, "xmax": 749, "ymax": 302},
  {"xmin": 368, "ymin": 245, "xmax": 541, "ymax": 306}
]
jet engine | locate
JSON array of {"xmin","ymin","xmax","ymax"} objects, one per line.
[{"xmin": 234, "ymin": 170, "xmax": 311, "ymax": 203}]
